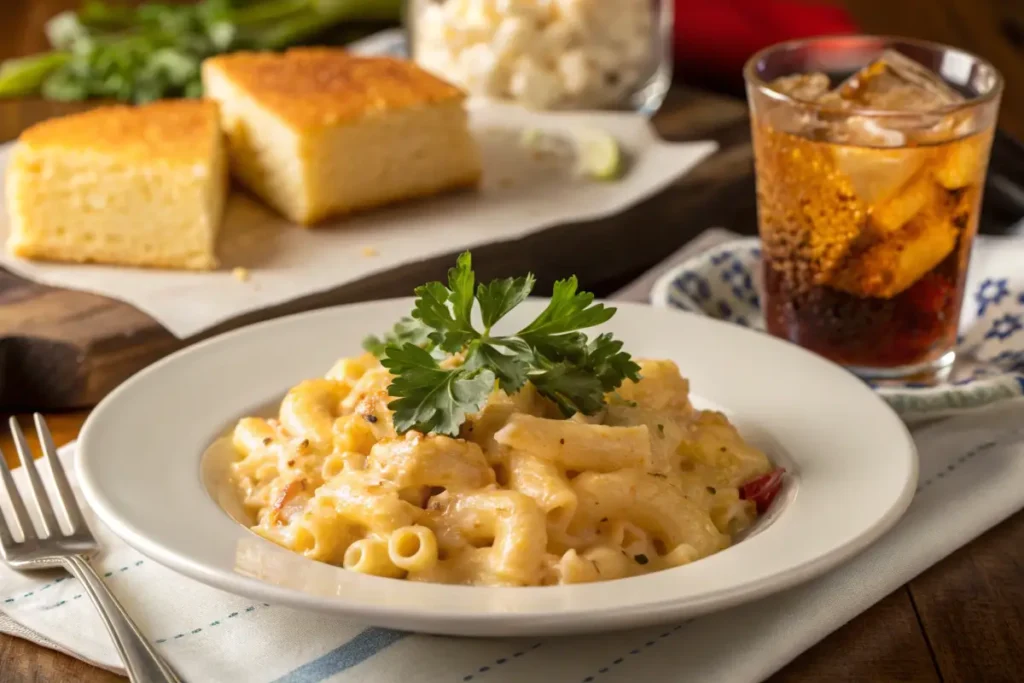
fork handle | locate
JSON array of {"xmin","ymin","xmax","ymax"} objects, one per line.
[{"xmin": 63, "ymin": 556, "xmax": 182, "ymax": 683}]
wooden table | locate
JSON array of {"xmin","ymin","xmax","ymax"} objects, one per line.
[{"xmin": 2, "ymin": 1, "xmax": 1023, "ymax": 682}]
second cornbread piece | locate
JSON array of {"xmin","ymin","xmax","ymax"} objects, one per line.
[{"xmin": 202, "ymin": 48, "xmax": 483, "ymax": 225}]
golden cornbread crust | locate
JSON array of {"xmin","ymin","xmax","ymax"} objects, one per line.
[
  {"xmin": 17, "ymin": 99, "xmax": 220, "ymax": 162},
  {"xmin": 203, "ymin": 48, "xmax": 467, "ymax": 130},
  {"xmin": 8, "ymin": 241, "xmax": 217, "ymax": 271},
  {"xmin": 302, "ymin": 170, "xmax": 482, "ymax": 226}
]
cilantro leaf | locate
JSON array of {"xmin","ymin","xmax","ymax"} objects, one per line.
[
  {"xmin": 476, "ymin": 274, "xmax": 535, "ymax": 330},
  {"xmin": 379, "ymin": 343, "xmax": 494, "ymax": 436}
]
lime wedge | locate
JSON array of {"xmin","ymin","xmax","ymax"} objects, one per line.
[
  {"xmin": 573, "ymin": 128, "xmax": 622, "ymax": 181},
  {"xmin": 520, "ymin": 127, "xmax": 544, "ymax": 147}
]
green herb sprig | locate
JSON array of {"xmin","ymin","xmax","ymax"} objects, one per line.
[
  {"xmin": 364, "ymin": 252, "xmax": 641, "ymax": 436},
  {"xmin": 0, "ymin": 0, "xmax": 402, "ymax": 103}
]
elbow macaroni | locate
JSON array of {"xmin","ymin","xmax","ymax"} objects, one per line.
[{"xmin": 230, "ymin": 353, "xmax": 775, "ymax": 586}]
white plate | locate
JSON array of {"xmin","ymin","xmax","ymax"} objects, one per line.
[{"xmin": 76, "ymin": 299, "xmax": 917, "ymax": 637}]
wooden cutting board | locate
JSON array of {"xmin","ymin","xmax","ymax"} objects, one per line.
[{"xmin": 0, "ymin": 88, "xmax": 755, "ymax": 411}]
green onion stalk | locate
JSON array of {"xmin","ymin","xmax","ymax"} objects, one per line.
[{"xmin": 0, "ymin": 0, "xmax": 402, "ymax": 104}]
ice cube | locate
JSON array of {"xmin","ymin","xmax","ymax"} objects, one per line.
[
  {"xmin": 934, "ymin": 132, "xmax": 989, "ymax": 189},
  {"xmin": 829, "ymin": 209, "xmax": 958, "ymax": 299},
  {"xmin": 769, "ymin": 72, "xmax": 831, "ymax": 102},
  {"xmin": 869, "ymin": 170, "xmax": 938, "ymax": 234},
  {"xmin": 759, "ymin": 74, "xmax": 835, "ymax": 138},
  {"xmin": 835, "ymin": 116, "xmax": 907, "ymax": 146},
  {"xmin": 830, "ymin": 50, "xmax": 963, "ymax": 112},
  {"xmin": 832, "ymin": 144, "xmax": 933, "ymax": 207}
]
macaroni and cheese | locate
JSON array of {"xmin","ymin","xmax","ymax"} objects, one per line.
[{"xmin": 230, "ymin": 353, "xmax": 777, "ymax": 586}]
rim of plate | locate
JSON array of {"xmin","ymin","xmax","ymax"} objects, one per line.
[{"xmin": 76, "ymin": 298, "xmax": 918, "ymax": 636}]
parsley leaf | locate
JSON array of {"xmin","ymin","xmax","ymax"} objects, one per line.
[
  {"xmin": 370, "ymin": 251, "xmax": 641, "ymax": 434},
  {"xmin": 585, "ymin": 333, "xmax": 641, "ymax": 392},
  {"xmin": 517, "ymin": 277, "xmax": 615, "ymax": 341},
  {"xmin": 476, "ymin": 274, "xmax": 535, "ymax": 330},
  {"xmin": 379, "ymin": 343, "xmax": 495, "ymax": 436},
  {"xmin": 413, "ymin": 254, "xmax": 479, "ymax": 352},
  {"xmin": 362, "ymin": 316, "xmax": 433, "ymax": 356},
  {"xmin": 466, "ymin": 343, "xmax": 529, "ymax": 394},
  {"xmin": 447, "ymin": 252, "xmax": 477, "ymax": 330},
  {"xmin": 529, "ymin": 362, "xmax": 607, "ymax": 416}
]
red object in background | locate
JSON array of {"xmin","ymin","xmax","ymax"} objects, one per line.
[{"xmin": 674, "ymin": 0, "xmax": 858, "ymax": 79}]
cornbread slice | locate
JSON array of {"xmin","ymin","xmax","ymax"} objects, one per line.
[
  {"xmin": 6, "ymin": 100, "xmax": 227, "ymax": 270},
  {"xmin": 202, "ymin": 48, "xmax": 482, "ymax": 225}
]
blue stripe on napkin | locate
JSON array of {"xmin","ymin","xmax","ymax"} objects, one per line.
[{"xmin": 273, "ymin": 628, "xmax": 408, "ymax": 683}]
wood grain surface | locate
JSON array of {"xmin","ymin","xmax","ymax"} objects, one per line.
[{"xmin": 0, "ymin": 1, "xmax": 1022, "ymax": 682}]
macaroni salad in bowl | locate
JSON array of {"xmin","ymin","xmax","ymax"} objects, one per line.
[{"xmin": 408, "ymin": 0, "xmax": 671, "ymax": 111}]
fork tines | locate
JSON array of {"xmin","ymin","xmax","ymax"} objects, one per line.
[{"xmin": 0, "ymin": 415, "xmax": 85, "ymax": 550}]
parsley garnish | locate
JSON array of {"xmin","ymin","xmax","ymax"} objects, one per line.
[
  {"xmin": 366, "ymin": 252, "xmax": 641, "ymax": 436},
  {"xmin": 0, "ymin": 1, "xmax": 401, "ymax": 103},
  {"xmin": 362, "ymin": 316, "xmax": 433, "ymax": 357}
]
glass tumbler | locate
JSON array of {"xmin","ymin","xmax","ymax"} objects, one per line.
[
  {"xmin": 406, "ymin": 0, "xmax": 673, "ymax": 113},
  {"xmin": 744, "ymin": 36, "xmax": 1003, "ymax": 383}
]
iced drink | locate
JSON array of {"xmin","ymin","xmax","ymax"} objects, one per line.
[{"xmin": 745, "ymin": 38, "xmax": 1002, "ymax": 382}]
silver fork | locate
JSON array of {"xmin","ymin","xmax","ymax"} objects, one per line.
[{"xmin": 0, "ymin": 414, "xmax": 180, "ymax": 683}]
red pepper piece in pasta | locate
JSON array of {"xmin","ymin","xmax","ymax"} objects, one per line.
[{"xmin": 739, "ymin": 468, "xmax": 786, "ymax": 514}]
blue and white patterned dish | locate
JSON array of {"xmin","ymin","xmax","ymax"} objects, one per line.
[{"xmin": 651, "ymin": 237, "xmax": 1024, "ymax": 420}]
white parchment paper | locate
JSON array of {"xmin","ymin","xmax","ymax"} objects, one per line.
[{"xmin": 0, "ymin": 102, "xmax": 716, "ymax": 338}]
